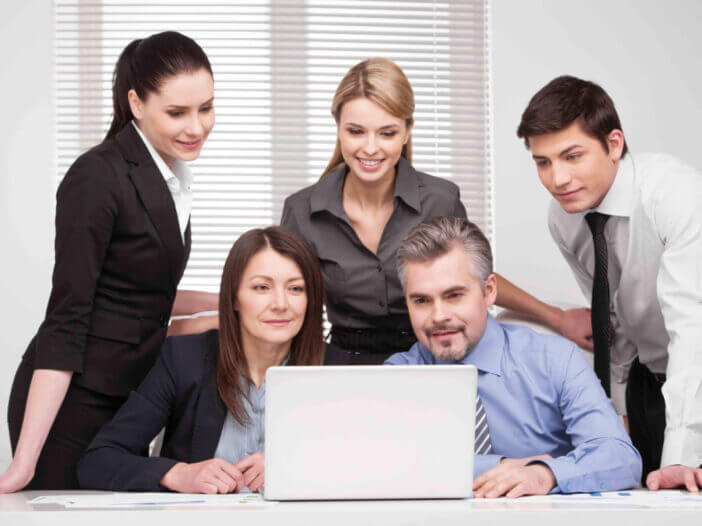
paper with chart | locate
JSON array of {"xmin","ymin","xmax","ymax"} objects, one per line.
[
  {"xmin": 516, "ymin": 490, "xmax": 702, "ymax": 507},
  {"xmin": 29, "ymin": 492, "xmax": 276, "ymax": 508}
]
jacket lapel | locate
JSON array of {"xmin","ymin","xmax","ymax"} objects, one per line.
[
  {"xmin": 114, "ymin": 124, "xmax": 185, "ymax": 289},
  {"xmin": 191, "ymin": 331, "xmax": 227, "ymax": 461}
]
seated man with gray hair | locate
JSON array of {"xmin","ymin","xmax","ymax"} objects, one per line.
[{"xmin": 385, "ymin": 217, "xmax": 641, "ymax": 498}]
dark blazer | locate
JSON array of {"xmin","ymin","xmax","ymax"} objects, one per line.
[
  {"xmin": 22, "ymin": 123, "xmax": 191, "ymax": 396},
  {"xmin": 77, "ymin": 330, "xmax": 227, "ymax": 491}
]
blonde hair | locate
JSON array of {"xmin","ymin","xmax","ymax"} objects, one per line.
[{"xmin": 321, "ymin": 58, "xmax": 415, "ymax": 178}]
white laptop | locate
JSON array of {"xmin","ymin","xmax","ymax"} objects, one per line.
[{"xmin": 264, "ymin": 365, "xmax": 477, "ymax": 500}]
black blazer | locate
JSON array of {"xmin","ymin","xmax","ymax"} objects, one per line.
[
  {"xmin": 77, "ymin": 330, "xmax": 227, "ymax": 491},
  {"xmin": 23, "ymin": 123, "xmax": 191, "ymax": 396}
]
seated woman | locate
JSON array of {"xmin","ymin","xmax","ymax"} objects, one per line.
[{"xmin": 77, "ymin": 226, "xmax": 325, "ymax": 493}]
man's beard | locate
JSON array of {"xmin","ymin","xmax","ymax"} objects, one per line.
[{"xmin": 425, "ymin": 322, "xmax": 476, "ymax": 361}]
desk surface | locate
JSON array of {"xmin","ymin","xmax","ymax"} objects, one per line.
[{"xmin": 2, "ymin": 490, "xmax": 701, "ymax": 526}]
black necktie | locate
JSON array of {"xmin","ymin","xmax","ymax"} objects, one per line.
[{"xmin": 585, "ymin": 212, "xmax": 611, "ymax": 396}]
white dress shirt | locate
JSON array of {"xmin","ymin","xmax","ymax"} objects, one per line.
[
  {"xmin": 132, "ymin": 121, "xmax": 193, "ymax": 240},
  {"xmin": 548, "ymin": 153, "xmax": 702, "ymax": 468}
]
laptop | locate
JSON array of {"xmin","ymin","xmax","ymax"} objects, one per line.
[{"xmin": 264, "ymin": 365, "xmax": 477, "ymax": 500}]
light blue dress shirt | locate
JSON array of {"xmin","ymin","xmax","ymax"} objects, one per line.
[
  {"xmin": 385, "ymin": 315, "xmax": 642, "ymax": 493},
  {"xmin": 214, "ymin": 379, "xmax": 266, "ymax": 466}
]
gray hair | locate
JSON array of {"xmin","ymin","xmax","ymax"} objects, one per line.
[{"xmin": 396, "ymin": 217, "xmax": 493, "ymax": 291}]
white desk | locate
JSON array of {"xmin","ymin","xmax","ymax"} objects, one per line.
[{"xmin": 2, "ymin": 490, "xmax": 701, "ymax": 526}]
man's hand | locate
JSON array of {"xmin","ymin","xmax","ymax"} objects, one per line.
[
  {"xmin": 235, "ymin": 453, "xmax": 265, "ymax": 492},
  {"xmin": 647, "ymin": 465, "xmax": 702, "ymax": 493},
  {"xmin": 554, "ymin": 308, "xmax": 593, "ymax": 351},
  {"xmin": 474, "ymin": 457, "xmax": 556, "ymax": 499},
  {"xmin": 160, "ymin": 458, "xmax": 244, "ymax": 494}
]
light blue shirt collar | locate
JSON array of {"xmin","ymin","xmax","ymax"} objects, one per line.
[{"xmin": 458, "ymin": 314, "xmax": 504, "ymax": 377}]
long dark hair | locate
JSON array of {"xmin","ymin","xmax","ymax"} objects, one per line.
[
  {"xmin": 105, "ymin": 31, "xmax": 213, "ymax": 141},
  {"xmin": 217, "ymin": 227, "xmax": 325, "ymax": 425}
]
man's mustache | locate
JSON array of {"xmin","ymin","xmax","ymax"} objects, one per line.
[{"xmin": 424, "ymin": 323, "xmax": 466, "ymax": 338}]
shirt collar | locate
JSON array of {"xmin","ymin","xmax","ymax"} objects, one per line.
[
  {"xmin": 131, "ymin": 121, "xmax": 192, "ymax": 191},
  {"xmin": 456, "ymin": 314, "xmax": 504, "ymax": 376},
  {"xmin": 310, "ymin": 163, "xmax": 346, "ymax": 218},
  {"xmin": 392, "ymin": 157, "xmax": 421, "ymax": 212},
  {"xmin": 591, "ymin": 154, "xmax": 634, "ymax": 218},
  {"xmin": 309, "ymin": 156, "xmax": 421, "ymax": 218}
]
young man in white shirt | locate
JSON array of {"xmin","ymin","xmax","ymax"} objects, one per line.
[{"xmin": 515, "ymin": 75, "xmax": 702, "ymax": 490}]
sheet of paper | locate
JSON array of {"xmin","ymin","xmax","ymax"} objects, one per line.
[
  {"xmin": 516, "ymin": 490, "xmax": 702, "ymax": 508},
  {"xmin": 29, "ymin": 492, "xmax": 276, "ymax": 508}
]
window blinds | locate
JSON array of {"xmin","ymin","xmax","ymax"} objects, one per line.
[{"xmin": 55, "ymin": 0, "xmax": 492, "ymax": 292}]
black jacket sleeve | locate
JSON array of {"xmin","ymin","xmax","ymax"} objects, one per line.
[{"xmin": 33, "ymin": 153, "xmax": 120, "ymax": 372}]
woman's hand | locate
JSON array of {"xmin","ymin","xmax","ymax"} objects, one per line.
[
  {"xmin": 1, "ymin": 369, "xmax": 73, "ymax": 493},
  {"xmin": 0, "ymin": 458, "xmax": 35, "ymax": 494},
  {"xmin": 160, "ymin": 458, "xmax": 245, "ymax": 494},
  {"xmin": 235, "ymin": 453, "xmax": 265, "ymax": 492}
]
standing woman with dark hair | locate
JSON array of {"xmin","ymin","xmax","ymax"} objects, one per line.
[{"xmin": 1, "ymin": 31, "xmax": 216, "ymax": 492}]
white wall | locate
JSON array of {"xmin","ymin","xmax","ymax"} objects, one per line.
[
  {"xmin": 0, "ymin": 0, "xmax": 53, "ymax": 466},
  {"xmin": 492, "ymin": 0, "xmax": 702, "ymax": 305}
]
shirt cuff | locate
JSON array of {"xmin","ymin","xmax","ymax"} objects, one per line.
[
  {"xmin": 611, "ymin": 379, "xmax": 628, "ymax": 416},
  {"xmin": 661, "ymin": 426, "xmax": 702, "ymax": 468},
  {"xmin": 536, "ymin": 457, "xmax": 584, "ymax": 494}
]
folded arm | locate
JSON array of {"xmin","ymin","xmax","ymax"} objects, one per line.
[{"xmin": 537, "ymin": 345, "xmax": 641, "ymax": 493}]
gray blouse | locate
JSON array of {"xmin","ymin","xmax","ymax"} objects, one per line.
[
  {"xmin": 213, "ymin": 379, "xmax": 266, "ymax": 465},
  {"xmin": 281, "ymin": 157, "xmax": 467, "ymax": 329}
]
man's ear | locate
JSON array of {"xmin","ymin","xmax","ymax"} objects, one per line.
[
  {"xmin": 484, "ymin": 273, "xmax": 497, "ymax": 307},
  {"xmin": 128, "ymin": 89, "xmax": 144, "ymax": 120},
  {"xmin": 606, "ymin": 129, "xmax": 625, "ymax": 162}
]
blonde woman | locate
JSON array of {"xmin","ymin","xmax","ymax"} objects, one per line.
[
  {"xmin": 281, "ymin": 58, "xmax": 577, "ymax": 364},
  {"xmin": 281, "ymin": 58, "xmax": 466, "ymax": 364}
]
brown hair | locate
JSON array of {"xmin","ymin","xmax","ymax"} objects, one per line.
[
  {"xmin": 105, "ymin": 31, "xmax": 212, "ymax": 141},
  {"xmin": 516, "ymin": 75, "xmax": 628, "ymax": 157},
  {"xmin": 217, "ymin": 226, "xmax": 325, "ymax": 425},
  {"xmin": 322, "ymin": 58, "xmax": 415, "ymax": 177}
]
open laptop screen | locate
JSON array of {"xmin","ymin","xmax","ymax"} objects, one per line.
[{"xmin": 264, "ymin": 365, "xmax": 477, "ymax": 500}]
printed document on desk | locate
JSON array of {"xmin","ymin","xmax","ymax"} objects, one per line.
[
  {"xmin": 29, "ymin": 492, "xmax": 276, "ymax": 508},
  {"xmin": 515, "ymin": 490, "xmax": 702, "ymax": 508}
]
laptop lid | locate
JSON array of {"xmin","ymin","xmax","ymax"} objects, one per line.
[{"xmin": 264, "ymin": 365, "xmax": 476, "ymax": 500}]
